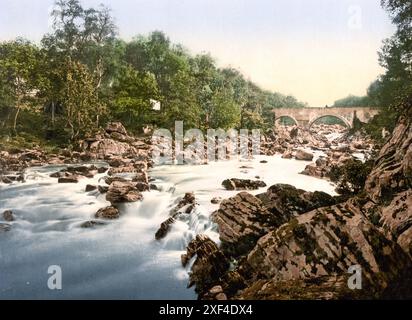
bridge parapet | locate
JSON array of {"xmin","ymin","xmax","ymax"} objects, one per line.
[{"xmin": 273, "ymin": 107, "xmax": 380, "ymax": 128}]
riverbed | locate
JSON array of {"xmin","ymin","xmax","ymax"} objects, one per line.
[{"xmin": 0, "ymin": 155, "xmax": 336, "ymax": 299}]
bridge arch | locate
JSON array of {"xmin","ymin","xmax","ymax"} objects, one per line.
[
  {"xmin": 275, "ymin": 115, "xmax": 299, "ymax": 126},
  {"xmin": 308, "ymin": 115, "xmax": 352, "ymax": 129},
  {"xmin": 272, "ymin": 107, "xmax": 379, "ymax": 129}
]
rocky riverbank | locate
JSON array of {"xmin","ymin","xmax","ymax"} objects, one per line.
[
  {"xmin": 182, "ymin": 106, "xmax": 412, "ymax": 300},
  {"xmin": 0, "ymin": 122, "xmax": 153, "ymax": 232},
  {"xmin": 3, "ymin": 116, "xmax": 408, "ymax": 300},
  {"xmin": 261, "ymin": 123, "xmax": 376, "ymax": 181}
]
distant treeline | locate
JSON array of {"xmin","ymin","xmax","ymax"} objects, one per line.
[
  {"xmin": 332, "ymin": 80, "xmax": 382, "ymax": 108},
  {"xmin": 0, "ymin": 0, "xmax": 308, "ymax": 145}
]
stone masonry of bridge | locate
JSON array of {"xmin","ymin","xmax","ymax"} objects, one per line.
[{"xmin": 273, "ymin": 107, "xmax": 380, "ymax": 128}]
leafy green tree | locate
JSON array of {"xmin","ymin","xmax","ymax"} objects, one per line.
[
  {"xmin": 209, "ymin": 88, "xmax": 241, "ymax": 129},
  {"xmin": 58, "ymin": 59, "xmax": 105, "ymax": 140},
  {"xmin": 329, "ymin": 159, "xmax": 374, "ymax": 196},
  {"xmin": 0, "ymin": 39, "xmax": 41, "ymax": 134},
  {"xmin": 42, "ymin": 0, "xmax": 118, "ymax": 91},
  {"xmin": 162, "ymin": 70, "xmax": 202, "ymax": 130},
  {"xmin": 241, "ymin": 109, "xmax": 265, "ymax": 130},
  {"xmin": 111, "ymin": 65, "xmax": 159, "ymax": 130}
]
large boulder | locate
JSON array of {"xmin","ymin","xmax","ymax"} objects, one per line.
[
  {"xmin": 379, "ymin": 190, "xmax": 412, "ymax": 257},
  {"xmin": 245, "ymin": 199, "xmax": 412, "ymax": 298},
  {"xmin": 95, "ymin": 206, "xmax": 120, "ymax": 220},
  {"xmin": 3, "ymin": 210, "xmax": 15, "ymax": 222},
  {"xmin": 105, "ymin": 122, "xmax": 128, "ymax": 136},
  {"xmin": 256, "ymin": 184, "xmax": 336, "ymax": 227},
  {"xmin": 155, "ymin": 193, "xmax": 197, "ymax": 240},
  {"xmin": 88, "ymin": 139, "xmax": 138, "ymax": 158},
  {"xmin": 294, "ymin": 149, "xmax": 314, "ymax": 161},
  {"xmin": 222, "ymin": 179, "xmax": 266, "ymax": 191},
  {"xmin": 155, "ymin": 217, "xmax": 177, "ymax": 240},
  {"xmin": 182, "ymin": 234, "xmax": 230, "ymax": 295},
  {"xmin": 212, "ymin": 192, "xmax": 276, "ymax": 257},
  {"xmin": 106, "ymin": 181, "xmax": 143, "ymax": 203},
  {"xmin": 365, "ymin": 112, "xmax": 412, "ymax": 202},
  {"xmin": 58, "ymin": 175, "xmax": 79, "ymax": 183},
  {"xmin": 212, "ymin": 185, "xmax": 336, "ymax": 257}
]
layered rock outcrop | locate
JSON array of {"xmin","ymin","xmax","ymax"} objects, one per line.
[{"xmin": 187, "ymin": 102, "xmax": 412, "ymax": 300}]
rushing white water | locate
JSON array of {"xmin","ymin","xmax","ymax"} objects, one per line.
[{"xmin": 0, "ymin": 155, "xmax": 336, "ymax": 299}]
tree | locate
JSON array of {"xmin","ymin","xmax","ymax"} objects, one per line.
[
  {"xmin": 377, "ymin": 0, "xmax": 412, "ymax": 107},
  {"xmin": 42, "ymin": 0, "xmax": 118, "ymax": 91},
  {"xmin": 111, "ymin": 65, "xmax": 159, "ymax": 130},
  {"xmin": 209, "ymin": 88, "xmax": 241, "ymax": 129},
  {"xmin": 162, "ymin": 70, "xmax": 202, "ymax": 130},
  {"xmin": 329, "ymin": 159, "xmax": 374, "ymax": 196},
  {"xmin": 0, "ymin": 39, "xmax": 40, "ymax": 134},
  {"xmin": 58, "ymin": 59, "xmax": 105, "ymax": 140},
  {"xmin": 241, "ymin": 109, "xmax": 265, "ymax": 130}
]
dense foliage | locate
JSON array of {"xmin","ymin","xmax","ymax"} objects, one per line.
[
  {"xmin": 0, "ymin": 0, "xmax": 307, "ymax": 146},
  {"xmin": 329, "ymin": 159, "xmax": 374, "ymax": 196}
]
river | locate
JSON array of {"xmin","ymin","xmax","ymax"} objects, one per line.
[{"xmin": 0, "ymin": 154, "xmax": 336, "ymax": 299}]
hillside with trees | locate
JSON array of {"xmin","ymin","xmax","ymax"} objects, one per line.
[{"xmin": 0, "ymin": 0, "xmax": 307, "ymax": 149}]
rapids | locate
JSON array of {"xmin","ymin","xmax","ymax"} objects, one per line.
[{"xmin": 0, "ymin": 155, "xmax": 336, "ymax": 299}]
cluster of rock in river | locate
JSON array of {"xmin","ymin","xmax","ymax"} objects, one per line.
[
  {"xmin": 0, "ymin": 122, "xmax": 154, "ymax": 230},
  {"xmin": 261, "ymin": 123, "xmax": 376, "ymax": 180},
  {"xmin": 1, "ymin": 114, "xmax": 411, "ymax": 300}
]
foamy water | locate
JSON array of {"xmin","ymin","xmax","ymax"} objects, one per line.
[{"xmin": 0, "ymin": 155, "xmax": 336, "ymax": 299}]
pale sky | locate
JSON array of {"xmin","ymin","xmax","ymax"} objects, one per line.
[{"xmin": 0, "ymin": 0, "xmax": 395, "ymax": 106}]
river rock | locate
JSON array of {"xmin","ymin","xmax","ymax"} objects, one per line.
[
  {"xmin": 0, "ymin": 223, "xmax": 11, "ymax": 233},
  {"xmin": 257, "ymin": 184, "xmax": 336, "ymax": 225},
  {"xmin": 211, "ymin": 197, "xmax": 222, "ymax": 204},
  {"xmin": 98, "ymin": 185, "xmax": 109, "ymax": 194},
  {"xmin": 95, "ymin": 206, "xmax": 120, "ymax": 220},
  {"xmin": 50, "ymin": 171, "xmax": 66, "ymax": 178},
  {"xmin": 222, "ymin": 178, "xmax": 267, "ymax": 191},
  {"xmin": 294, "ymin": 149, "xmax": 314, "ymax": 161},
  {"xmin": 58, "ymin": 175, "xmax": 79, "ymax": 183},
  {"xmin": 85, "ymin": 184, "xmax": 97, "ymax": 192},
  {"xmin": 105, "ymin": 122, "xmax": 128, "ymax": 136},
  {"xmin": 108, "ymin": 157, "xmax": 128, "ymax": 168},
  {"xmin": 52, "ymin": 165, "xmax": 97, "ymax": 180},
  {"xmin": 104, "ymin": 176, "xmax": 129, "ymax": 185},
  {"xmin": 155, "ymin": 217, "xmax": 176, "ymax": 240},
  {"xmin": 106, "ymin": 181, "xmax": 143, "ymax": 203},
  {"xmin": 133, "ymin": 171, "xmax": 149, "ymax": 184},
  {"xmin": 155, "ymin": 193, "xmax": 197, "ymax": 240},
  {"xmin": 212, "ymin": 192, "xmax": 276, "ymax": 256},
  {"xmin": 1, "ymin": 174, "xmax": 25, "ymax": 183},
  {"xmin": 281, "ymin": 150, "xmax": 293, "ymax": 159},
  {"xmin": 66, "ymin": 165, "xmax": 97, "ymax": 176},
  {"xmin": 212, "ymin": 185, "xmax": 336, "ymax": 257},
  {"xmin": 182, "ymin": 234, "xmax": 230, "ymax": 295},
  {"xmin": 87, "ymin": 139, "xmax": 138, "ymax": 159},
  {"xmin": 108, "ymin": 165, "xmax": 137, "ymax": 176},
  {"xmin": 97, "ymin": 167, "xmax": 108, "ymax": 174},
  {"xmin": 80, "ymin": 220, "xmax": 107, "ymax": 228},
  {"xmin": 1, "ymin": 176, "xmax": 13, "ymax": 184},
  {"xmin": 3, "ymin": 210, "xmax": 15, "ymax": 222}
]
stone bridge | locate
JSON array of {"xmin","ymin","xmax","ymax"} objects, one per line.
[{"xmin": 272, "ymin": 107, "xmax": 380, "ymax": 128}]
